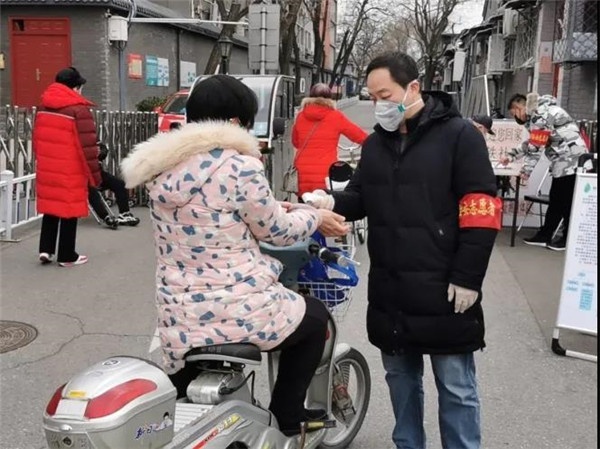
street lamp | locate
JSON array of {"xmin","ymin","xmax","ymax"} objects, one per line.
[{"xmin": 218, "ymin": 35, "xmax": 233, "ymax": 74}]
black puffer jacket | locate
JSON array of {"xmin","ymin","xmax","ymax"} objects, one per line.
[{"xmin": 333, "ymin": 91, "xmax": 498, "ymax": 356}]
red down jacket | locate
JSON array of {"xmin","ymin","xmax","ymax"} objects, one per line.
[
  {"xmin": 33, "ymin": 83, "xmax": 101, "ymax": 218},
  {"xmin": 292, "ymin": 97, "xmax": 367, "ymax": 197}
]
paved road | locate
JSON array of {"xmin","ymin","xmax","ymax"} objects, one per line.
[{"xmin": 0, "ymin": 100, "xmax": 596, "ymax": 449}]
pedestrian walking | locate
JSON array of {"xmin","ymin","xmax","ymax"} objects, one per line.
[
  {"xmin": 292, "ymin": 83, "xmax": 367, "ymax": 198},
  {"xmin": 34, "ymin": 67, "xmax": 101, "ymax": 267}
]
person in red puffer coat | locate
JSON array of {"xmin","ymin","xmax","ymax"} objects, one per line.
[
  {"xmin": 292, "ymin": 84, "xmax": 368, "ymax": 197},
  {"xmin": 33, "ymin": 67, "xmax": 102, "ymax": 267}
]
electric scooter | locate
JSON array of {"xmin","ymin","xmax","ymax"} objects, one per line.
[{"xmin": 43, "ymin": 237, "xmax": 371, "ymax": 449}]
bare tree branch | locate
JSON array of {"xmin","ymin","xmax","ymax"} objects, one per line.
[{"xmin": 395, "ymin": 0, "xmax": 465, "ymax": 89}]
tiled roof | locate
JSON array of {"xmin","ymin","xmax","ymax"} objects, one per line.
[{"xmin": 0, "ymin": 0, "xmax": 247, "ymax": 43}]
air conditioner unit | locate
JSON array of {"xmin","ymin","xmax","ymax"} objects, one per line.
[
  {"xmin": 502, "ymin": 9, "xmax": 518, "ymax": 37},
  {"xmin": 452, "ymin": 51, "xmax": 466, "ymax": 81},
  {"xmin": 443, "ymin": 67, "xmax": 452, "ymax": 86}
]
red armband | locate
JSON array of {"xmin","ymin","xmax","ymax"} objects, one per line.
[
  {"xmin": 458, "ymin": 194, "xmax": 503, "ymax": 230},
  {"xmin": 529, "ymin": 129, "xmax": 551, "ymax": 147}
]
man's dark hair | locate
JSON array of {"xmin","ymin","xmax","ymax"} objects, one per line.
[
  {"xmin": 186, "ymin": 75, "xmax": 258, "ymax": 128},
  {"xmin": 507, "ymin": 93, "xmax": 526, "ymax": 109},
  {"xmin": 365, "ymin": 52, "xmax": 420, "ymax": 88}
]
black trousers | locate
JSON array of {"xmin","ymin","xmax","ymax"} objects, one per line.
[
  {"xmin": 540, "ymin": 174, "xmax": 576, "ymax": 239},
  {"xmin": 168, "ymin": 296, "xmax": 328, "ymax": 428},
  {"xmin": 38, "ymin": 214, "xmax": 79, "ymax": 263},
  {"xmin": 88, "ymin": 170, "xmax": 130, "ymax": 219}
]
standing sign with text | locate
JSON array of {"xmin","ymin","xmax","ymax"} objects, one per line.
[
  {"xmin": 556, "ymin": 173, "xmax": 597, "ymax": 335},
  {"xmin": 485, "ymin": 119, "xmax": 537, "ymax": 226},
  {"xmin": 485, "ymin": 119, "xmax": 527, "ymax": 162}
]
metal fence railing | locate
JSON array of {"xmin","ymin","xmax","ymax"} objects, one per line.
[
  {"xmin": 0, "ymin": 171, "xmax": 39, "ymax": 241},
  {"xmin": 0, "ymin": 106, "xmax": 35, "ymax": 178},
  {"xmin": 579, "ymin": 120, "xmax": 598, "ymax": 153},
  {"xmin": 0, "ymin": 106, "xmax": 158, "ymax": 240}
]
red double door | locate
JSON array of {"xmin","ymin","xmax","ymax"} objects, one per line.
[{"xmin": 10, "ymin": 17, "xmax": 72, "ymax": 107}]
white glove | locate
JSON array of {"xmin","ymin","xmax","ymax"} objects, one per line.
[
  {"xmin": 447, "ymin": 284, "xmax": 479, "ymax": 314},
  {"xmin": 302, "ymin": 189, "xmax": 334, "ymax": 210}
]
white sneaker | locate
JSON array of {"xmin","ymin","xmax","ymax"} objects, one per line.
[
  {"xmin": 39, "ymin": 253, "xmax": 54, "ymax": 264},
  {"xmin": 116, "ymin": 212, "xmax": 140, "ymax": 226},
  {"xmin": 59, "ymin": 255, "xmax": 88, "ymax": 267}
]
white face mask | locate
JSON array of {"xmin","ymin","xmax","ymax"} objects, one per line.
[{"xmin": 374, "ymin": 81, "xmax": 421, "ymax": 131}]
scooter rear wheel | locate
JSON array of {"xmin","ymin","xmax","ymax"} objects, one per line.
[{"xmin": 320, "ymin": 348, "xmax": 370, "ymax": 449}]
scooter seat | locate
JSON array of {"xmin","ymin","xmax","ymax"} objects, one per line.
[{"xmin": 185, "ymin": 343, "xmax": 262, "ymax": 365}]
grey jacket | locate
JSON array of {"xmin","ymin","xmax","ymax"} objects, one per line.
[{"xmin": 510, "ymin": 93, "xmax": 587, "ymax": 178}]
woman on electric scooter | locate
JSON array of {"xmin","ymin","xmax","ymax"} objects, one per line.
[{"xmin": 120, "ymin": 75, "xmax": 349, "ymax": 437}]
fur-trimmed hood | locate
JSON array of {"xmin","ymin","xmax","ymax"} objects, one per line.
[
  {"xmin": 299, "ymin": 97, "xmax": 337, "ymax": 122},
  {"xmin": 121, "ymin": 121, "xmax": 261, "ymax": 188},
  {"xmin": 301, "ymin": 96, "xmax": 336, "ymax": 109},
  {"xmin": 526, "ymin": 92, "xmax": 557, "ymax": 114}
]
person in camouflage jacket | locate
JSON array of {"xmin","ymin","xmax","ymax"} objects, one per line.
[{"xmin": 505, "ymin": 93, "xmax": 588, "ymax": 251}]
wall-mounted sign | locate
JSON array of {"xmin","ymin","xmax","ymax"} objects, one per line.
[
  {"xmin": 180, "ymin": 61, "xmax": 196, "ymax": 88},
  {"xmin": 128, "ymin": 54, "xmax": 142, "ymax": 79},
  {"xmin": 145, "ymin": 56, "xmax": 158, "ymax": 86},
  {"xmin": 157, "ymin": 57, "xmax": 169, "ymax": 87}
]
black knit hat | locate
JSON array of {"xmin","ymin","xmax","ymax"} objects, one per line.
[{"xmin": 55, "ymin": 67, "xmax": 87, "ymax": 89}]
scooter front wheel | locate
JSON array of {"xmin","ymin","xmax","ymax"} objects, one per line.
[{"xmin": 320, "ymin": 348, "xmax": 370, "ymax": 449}]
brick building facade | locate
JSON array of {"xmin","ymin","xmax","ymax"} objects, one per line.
[
  {"xmin": 0, "ymin": 0, "xmax": 345, "ymax": 111},
  {"xmin": 0, "ymin": 0, "xmax": 253, "ymax": 110},
  {"xmin": 445, "ymin": 0, "xmax": 597, "ymax": 121}
]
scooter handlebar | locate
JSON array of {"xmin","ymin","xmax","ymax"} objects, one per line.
[{"xmin": 308, "ymin": 243, "xmax": 359, "ymax": 267}]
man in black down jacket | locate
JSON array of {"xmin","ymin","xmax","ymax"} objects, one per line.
[{"xmin": 304, "ymin": 53, "xmax": 501, "ymax": 449}]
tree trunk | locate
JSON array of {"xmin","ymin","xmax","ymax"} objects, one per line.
[
  {"xmin": 330, "ymin": 0, "xmax": 369, "ymax": 88},
  {"xmin": 329, "ymin": 30, "xmax": 349, "ymax": 87},
  {"xmin": 279, "ymin": 0, "xmax": 304, "ymax": 75},
  {"xmin": 423, "ymin": 57, "xmax": 436, "ymax": 90},
  {"xmin": 292, "ymin": 27, "xmax": 303, "ymax": 103},
  {"xmin": 203, "ymin": 1, "xmax": 245, "ymax": 74}
]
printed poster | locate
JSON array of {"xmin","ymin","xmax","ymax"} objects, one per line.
[
  {"xmin": 180, "ymin": 61, "xmax": 197, "ymax": 88},
  {"xmin": 556, "ymin": 173, "xmax": 597, "ymax": 334},
  {"xmin": 157, "ymin": 57, "xmax": 169, "ymax": 87},
  {"xmin": 128, "ymin": 54, "xmax": 142, "ymax": 79},
  {"xmin": 145, "ymin": 56, "xmax": 158, "ymax": 86}
]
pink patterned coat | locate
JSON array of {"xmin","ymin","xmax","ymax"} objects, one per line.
[{"xmin": 121, "ymin": 122, "xmax": 321, "ymax": 374}]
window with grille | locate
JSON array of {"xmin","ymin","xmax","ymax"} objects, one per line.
[
  {"xmin": 553, "ymin": 0, "xmax": 597, "ymax": 62},
  {"xmin": 514, "ymin": 6, "xmax": 538, "ymax": 68}
]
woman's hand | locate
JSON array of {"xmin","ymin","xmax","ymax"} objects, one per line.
[
  {"xmin": 318, "ymin": 210, "xmax": 350, "ymax": 237},
  {"xmin": 279, "ymin": 201, "xmax": 293, "ymax": 211}
]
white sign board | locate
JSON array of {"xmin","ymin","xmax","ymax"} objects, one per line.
[
  {"xmin": 157, "ymin": 57, "xmax": 169, "ymax": 87},
  {"xmin": 485, "ymin": 119, "xmax": 543, "ymax": 227},
  {"xmin": 179, "ymin": 61, "xmax": 197, "ymax": 88},
  {"xmin": 485, "ymin": 119, "xmax": 527, "ymax": 163},
  {"xmin": 556, "ymin": 173, "xmax": 597, "ymax": 335}
]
